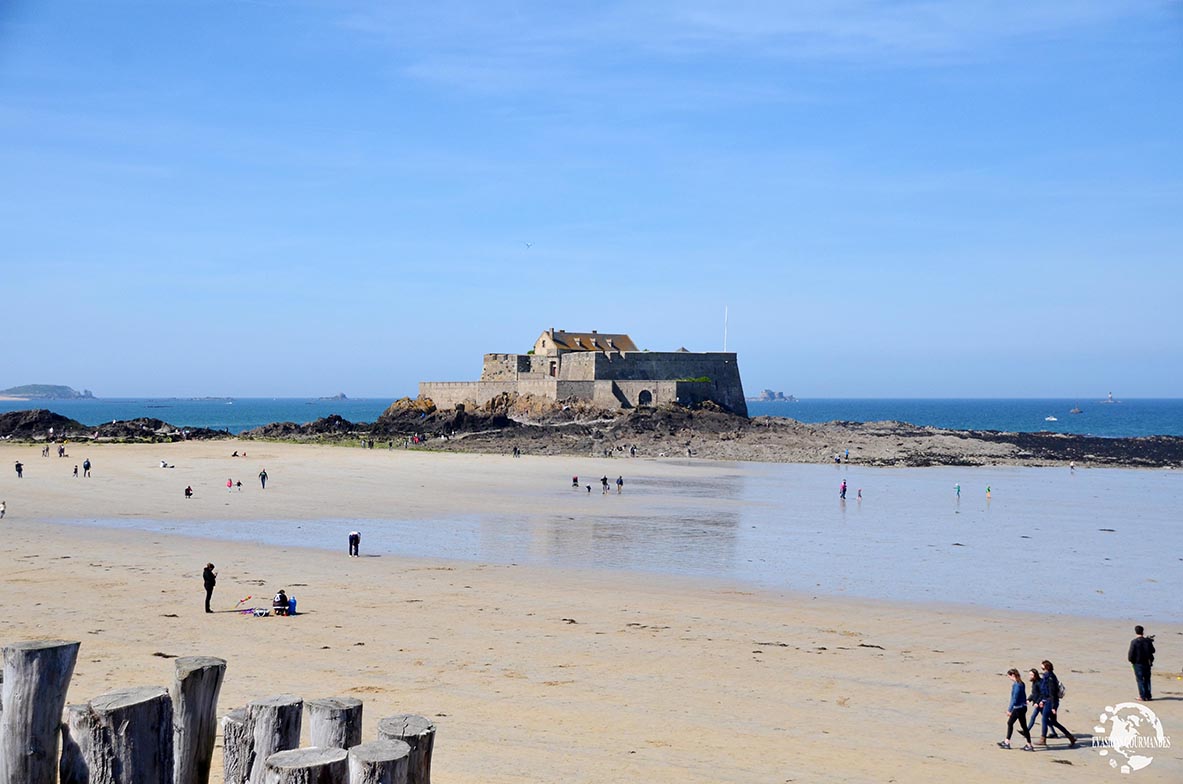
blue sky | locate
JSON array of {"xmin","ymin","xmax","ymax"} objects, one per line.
[{"xmin": 1, "ymin": 1, "xmax": 1180, "ymax": 397}]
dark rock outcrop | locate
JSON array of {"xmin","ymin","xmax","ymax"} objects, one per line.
[{"xmin": 0, "ymin": 409, "xmax": 89, "ymax": 439}]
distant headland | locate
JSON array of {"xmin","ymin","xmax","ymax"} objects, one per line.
[{"xmin": 0, "ymin": 384, "xmax": 94, "ymax": 401}]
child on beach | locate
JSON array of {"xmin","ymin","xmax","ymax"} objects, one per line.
[{"xmin": 999, "ymin": 668, "xmax": 1034, "ymax": 750}]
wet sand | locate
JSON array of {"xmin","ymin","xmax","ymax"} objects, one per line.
[{"xmin": 0, "ymin": 441, "xmax": 1180, "ymax": 782}]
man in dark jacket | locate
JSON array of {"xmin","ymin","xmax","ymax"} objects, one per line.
[
  {"xmin": 1129, "ymin": 625, "xmax": 1156, "ymax": 701},
  {"xmin": 202, "ymin": 563, "xmax": 217, "ymax": 614}
]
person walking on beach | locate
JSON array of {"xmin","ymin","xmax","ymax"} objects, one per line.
[
  {"xmin": 0, "ymin": 500, "xmax": 6, "ymax": 519},
  {"xmin": 999, "ymin": 668, "xmax": 1034, "ymax": 750},
  {"xmin": 202, "ymin": 563, "xmax": 217, "ymax": 613},
  {"xmin": 1033, "ymin": 661, "xmax": 1075, "ymax": 747},
  {"xmin": 986, "ymin": 485, "xmax": 991, "ymax": 499},
  {"xmin": 839, "ymin": 479, "xmax": 847, "ymax": 500},
  {"xmin": 227, "ymin": 478, "xmax": 233, "ymax": 493},
  {"xmin": 1129, "ymin": 625, "xmax": 1156, "ymax": 701},
  {"xmin": 616, "ymin": 476, "xmax": 624, "ymax": 494},
  {"xmin": 348, "ymin": 530, "xmax": 361, "ymax": 557},
  {"xmin": 258, "ymin": 469, "xmax": 268, "ymax": 489},
  {"xmin": 73, "ymin": 464, "xmax": 78, "ymax": 478},
  {"xmin": 601, "ymin": 476, "xmax": 610, "ymax": 494},
  {"xmin": 82, "ymin": 458, "xmax": 91, "ymax": 478},
  {"xmin": 14, "ymin": 461, "xmax": 22, "ymax": 479},
  {"xmin": 955, "ymin": 483, "xmax": 961, "ymax": 500}
]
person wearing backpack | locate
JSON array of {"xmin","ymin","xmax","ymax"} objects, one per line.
[
  {"xmin": 1033, "ymin": 660, "xmax": 1076, "ymax": 747},
  {"xmin": 1128, "ymin": 625, "xmax": 1156, "ymax": 701}
]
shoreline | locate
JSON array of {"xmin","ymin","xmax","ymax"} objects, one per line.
[{"xmin": 3, "ymin": 441, "xmax": 1179, "ymax": 622}]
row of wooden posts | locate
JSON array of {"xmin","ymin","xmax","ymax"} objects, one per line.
[{"xmin": 0, "ymin": 640, "xmax": 435, "ymax": 784}]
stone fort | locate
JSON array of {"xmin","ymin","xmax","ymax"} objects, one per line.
[{"xmin": 420, "ymin": 328, "xmax": 747, "ymax": 416}]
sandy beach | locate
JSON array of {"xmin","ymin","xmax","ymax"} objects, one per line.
[{"xmin": 1, "ymin": 441, "xmax": 1180, "ymax": 782}]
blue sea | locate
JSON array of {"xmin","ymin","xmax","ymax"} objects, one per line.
[{"xmin": 2, "ymin": 397, "xmax": 1181, "ymax": 437}]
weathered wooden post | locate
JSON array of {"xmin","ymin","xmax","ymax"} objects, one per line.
[
  {"xmin": 348, "ymin": 739, "xmax": 409, "ymax": 784},
  {"xmin": 58, "ymin": 705, "xmax": 94, "ymax": 784},
  {"xmin": 221, "ymin": 709, "xmax": 250, "ymax": 784},
  {"xmin": 172, "ymin": 656, "xmax": 226, "ymax": 784},
  {"xmin": 221, "ymin": 695, "xmax": 304, "ymax": 784},
  {"xmin": 375, "ymin": 716, "xmax": 434, "ymax": 784},
  {"xmin": 263, "ymin": 747, "xmax": 347, "ymax": 784},
  {"xmin": 306, "ymin": 698, "xmax": 363, "ymax": 750},
  {"xmin": 0, "ymin": 639, "xmax": 80, "ymax": 784},
  {"xmin": 59, "ymin": 686, "xmax": 174, "ymax": 784}
]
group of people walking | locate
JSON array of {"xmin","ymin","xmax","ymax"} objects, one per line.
[
  {"xmin": 999, "ymin": 626, "xmax": 1157, "ymax": 752},
  {"xmin": 999, "ymin": 661, "xmax": 1075, "ymax": 750}
]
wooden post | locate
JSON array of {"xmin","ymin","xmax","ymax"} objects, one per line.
[
  {"xmin": 263, "ymin": 747, "xmax": 347, "ymax": 784},
  {"xmin": 60, "ymin": 686, "xmax": 174, "ymax": 784},
  {"xmin": 221, "ymin": 709, "xmax": 250, "ymax": 784},
  {"xmin": 348, "ymin": 739, "xmax": 409, "ymax": 784},
  {"xmin": 246, "ymin": 695, "xmax": 303, "ymax": 784},
  {"xmin": 58, "ymin": 705, "xmax": 94, "ymax": 784},
  {"xmin": 172, "ymin": 656, "xmax": 226, "ymax": 784},
  {"xmin": 0, "ymin": 639, "xmax": 80, "ymax": 784},
  {"xmin": 306, "ymin": 698, "xmax": 363, "ymax": 750},
  {"xmin": 374, "ymin": 716, "xmax": 434, "ymax": 784}
]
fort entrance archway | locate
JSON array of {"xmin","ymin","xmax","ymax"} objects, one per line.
[{"xmin": 637, "ymin": 389, "xmax": 653, "ymax": 406}]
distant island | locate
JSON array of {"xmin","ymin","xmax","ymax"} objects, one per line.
[
  {"xmin": 748, "ymin": 389, "xmax": 796, "ymax": 402},
  {"xmin": 0, "ymin": 384, "xmax": 94, "ymax": 400},
  {"xmin": 319, "ymin": 393, "xmax": 349, "ymax": 400}
]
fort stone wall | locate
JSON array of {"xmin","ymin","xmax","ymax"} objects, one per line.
[{"xmin": 422, "ymin": 346, "xmax": 747, "ymax": 416}]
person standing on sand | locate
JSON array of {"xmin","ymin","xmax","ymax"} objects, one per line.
[
  {"xmin": 986, "ymin": 485, "xmax": 991, "ymax": 499},
  {"xmin": 348, "ymin": 530, "xmax": 361, "ymax": 557},
  {"xmin": 82, "ymin": 458, "xmax": 91, "ymax": 478},
  {"xmin": 999, "ymin": 668, "xmax": 1034, "ymax": 750},
  {"xmin": 227, "ymin": 478, "xmax": 233, "ymax": 493},
  {"xmin": 839, "ymin": 480, "xmax": 847, "ymax": 500},
  {"xmin": 202, "ymin": 563, "xmax": 217, "ymax": 613},
  {"xmin": 259, "ymin": 469, "xmax": 268, "ymax": 489},
  {"xmin": 616, "ymin": 476, "xmax": 624, "ymax": 494},
  {"xmin": 601, "ymin": 476, "xmax": 609, "ymax": 494},
  {"xmin": 1129, "ymin": 625, "xmax": 1156, "ymax": 701},
  {"xmin": 1033, "ymin": 660, "xmax": 1075, "ymax": 747},
  {"xmin": 955, "ymin": 483, "xmax": 961, "ymax": 499},
  {"xmin": 14, "ymin": 461, "xmax": 22, "ymax": 479},
  {"xmin": 0, "ymin": 500, "xmax": 6, "ymax": 519},
  {"xmin": 73, "ymin": 464, "xmax": 78, "ymax": 478}
]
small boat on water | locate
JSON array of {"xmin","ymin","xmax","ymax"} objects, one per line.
[
  {"xmin": 1101, "ymin": 392, "xmax": 1120, "ymax": 404},
  {"xmin": 1045, "ymin": 416, "xmax": 1058, "ymax": 422},
  {"xmin": 1069, "ymin": 406, "xmax": 1083, "ymax": 414}
]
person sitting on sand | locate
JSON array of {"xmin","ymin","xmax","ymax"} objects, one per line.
[
  {"xmin": 572, "ymin": 475, "xmax": 579, "ymax": 489},
  {"xmin": 273, "ymin": 589, "xmax": 289, "ymax": 616},
  {"xmin": 184, "ymin": 485, "xmax": 193, "ymax": 499}
]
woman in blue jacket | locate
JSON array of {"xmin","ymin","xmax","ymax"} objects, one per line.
[{"xmin": 999, "ymin": 668, "xmax": 1034, "ymax": 750}]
